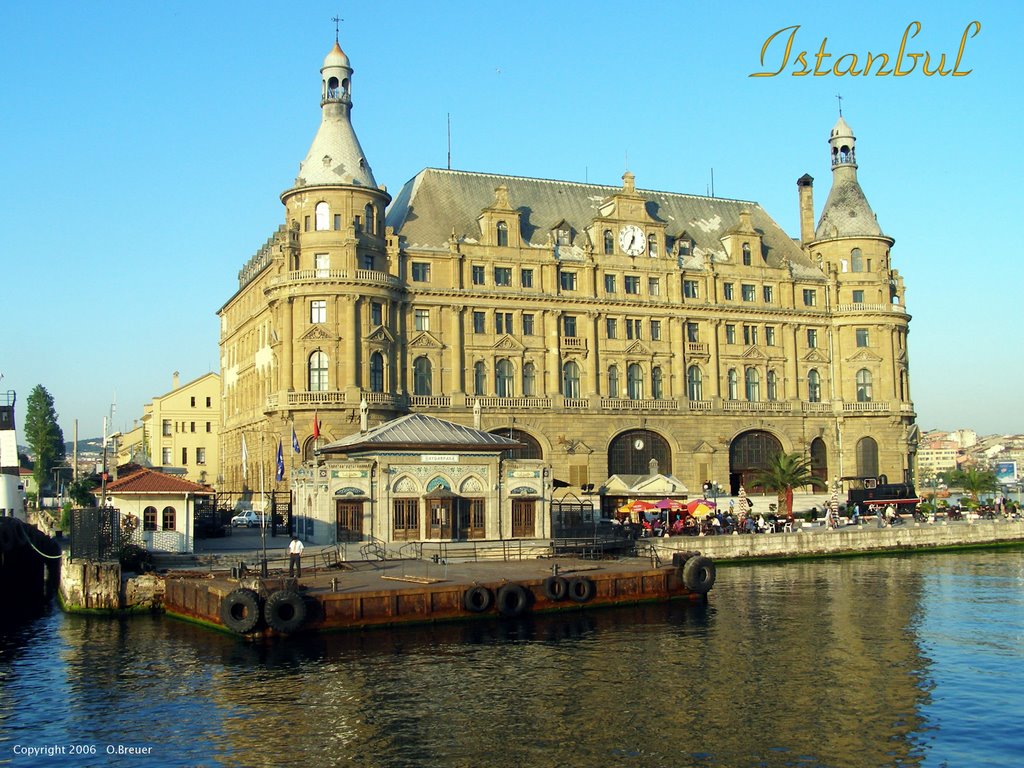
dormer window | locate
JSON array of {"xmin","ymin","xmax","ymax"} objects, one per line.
[
  {"xmin": 742, "ymin": 242, "xmax": 752, "ymax": 266},
  {"xmin": 648, "ymin": 234, "xmax": 659, "ymax": 257},
  {"xmin": 603, "ymin": 230, "xmax": 614, "ymax": 255},
  {"xmin": 555, "ymin": 226, "xmax": 571, "ymax": 246},
  {"xmin": 678, "ymin": 237, "xmax": 692, "ymax": 257},
  {"xmin": 497, "ymin": 220, "xmax": 509, "ymax": 247}
]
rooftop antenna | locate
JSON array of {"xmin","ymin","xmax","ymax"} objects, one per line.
[
  {"xmin": 710, "ymin": 167, "xmax": 715, "ymax": 198},
  {"xmin": 447, "ymin": 113, "xmax": 451, "ymax": 170},
  {"xmin": 836, "ymin": 92, "xmax": 843, "ymax": 116},
  {"xmin": 331, "ymin": 14, "xmax": 343, "ymax": 43}
]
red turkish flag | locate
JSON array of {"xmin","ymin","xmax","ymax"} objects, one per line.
[{"xmin": 313, "ymin": 411, "xmax": 320, "ymax": 440}]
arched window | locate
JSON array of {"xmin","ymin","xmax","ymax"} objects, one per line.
[
  {"xmin": 364, "ymin": 203, "xmax": 375, "ymax": 235},
  {"xmin": 495, "ymin": 358, "xmax": 514, "ymax": 397},
  {"xmin": 369, "ymin": 352, "xmax": 384, "ymax": 393},
  {"xmin": 413, "ymin": 357, "xmax": 432, "ymax": 396},
  {"xmin": 729, "ymin": 430, "xmax": 783, "ymax": 494},
  {"xmin": 607, "ymin": 365, "xmax": 620, "ymax": 398},
  {"xmin": 162, "ymin": 506, "xmax": 176, "ymax": 531},
  {"xmin": 496, "ymin": 220, "xmax": 509, "ymax": 247},
  {"xmin": 742, "ymin": 242, "xmax": 752, "ymax": 265},
  {"xmin": 766, "ymin": 370, "xmax": 778, "ymax": 401},
  {"xmin": 810, "ymin": 437, "xmax": 828, "ymax": 483},
  {"xmin": 315, "ymin": 201, "xmax": 330, "ymax": 231},
  {"xmin": 652, "ymin": 367, "xmax": 664, "ymax": 399},
  {"xmin": 851, "ymin": 248, "xmax": 864, "ymax": 272},
  {"xmin": 856, "ymin": 436, "xmax": 879, "ymax": 477},
  {"xmin": 808, "ymin": 369, "xmax": 821, "ymax": 402},
  {"xmin": 143, "ymin": 506, "xmax": 157, "ymax": 531},
  {"xmin": 562, "ymin": 361, "xmax": 580, "ymax": 399},
  {"xmin": 608, "ymin": 429, "xmax": 673, "ymax": 475},
  {"xmin": 856, "ymin": 368, "xmax": 873, "ymax": 402},
  {"xmin": 727, "ymin": 369, "xmax": 739, "ymax": 400},
  {"xmin": 745, "ymin": 368, "xmax": 760, "ymax": 401},
  {"xmin": 308, "ymin": 351, "xmax": 328, "ymax": 392},
  {"xmin": 522, "ymin": 362, "xmax": 536, "ymax": 397},
  {"xmin": 627, "ymin": 363, "xmax": 644, "ymax": 400},
  {"xmin": 493, "ymin": 428, "xmax": 544, "ymax": 461},
  {"xmin": 687, "ymin": 365, "xmax": 703, "ymax": 401},
  {"xmin": 603, "ymin": 229, "xmax": 614, "ymax": 255},
  {"xmin": 647, "ymin": 234, "xmax": 659, "ymax": 257},
  {"xmin": 474, "ymin": 361, "xmax": 486, "ymax": 396}
]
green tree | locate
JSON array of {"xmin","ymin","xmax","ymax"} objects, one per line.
[
  {"xmin": 948, "ymin": 467, "xmax": 998, "ymax": 503},
  {"xmin": 24, "ymin": 385, "xmax": 65, "ymax": 492},
  {"xmin": 67, "ymin": 478, "xmax": 98, "ymax": 507},
  {"xmin": 752, "ymin": 451, "xmax": 827, "ymax": 515}
]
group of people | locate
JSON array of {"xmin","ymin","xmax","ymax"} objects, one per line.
[{"xmin": 613, "ymin": 504, "xmax": 797, "ymax": 537}]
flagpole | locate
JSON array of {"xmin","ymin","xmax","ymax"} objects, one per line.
[{"xmin": 260, "ymin": 432, "xmax": 267, "ymax": 576}]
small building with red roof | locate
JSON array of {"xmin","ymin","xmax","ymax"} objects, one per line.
[{"xmin": 105, "ymin": 467, "xmax": 213, "ymax": 553}]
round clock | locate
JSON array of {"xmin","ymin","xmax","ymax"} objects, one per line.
[
  {"xmin": 619, "ymin": 225, "xmax": 646, "ymax": 256},
  {"xmin": 633, "ymin": 438, "xmax": 645, "ymax": 450}
]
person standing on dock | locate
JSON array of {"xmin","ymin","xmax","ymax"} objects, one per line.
[{"xmin": 289, "ymin": 535, "xmax": 304, "ymax": 578}]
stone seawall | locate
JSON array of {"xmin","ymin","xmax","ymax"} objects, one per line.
[
  {"xmin": 59, "ymin": 554, "xmax": 165, "ymax": 613},
  {"xmin": 650, "ymin": 520, "xmax": 1024, "ymax": 563}
]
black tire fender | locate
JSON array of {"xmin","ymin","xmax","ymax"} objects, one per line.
[
  {"xmin": 496, "ymin": 583, "xmax": 531, "ymax": 617},
  {"xmin": 567, "ymin": 576, "xmax": 595, "ymax": 603},
  {"xmin": 220, "ymin": 588, "xmax": 261, "ymax": 634},
  {"xmin": 463, "ymin": 585, "xmax": 494, "ymax": 613},
  {"xmin": 264, "ymin": 590, "xmax": 307, "ymax": 634},
  {"xmin": 542, "ymin": 575, "xmax": 569, "ymax": 601},
  {"xmin": 682, "ymin": 555, "xmax": 716, "ymax": 594}
]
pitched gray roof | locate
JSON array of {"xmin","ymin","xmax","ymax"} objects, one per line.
[
  {"xmin": 386, "ymin": 168, "xmax": 815, "ymax": 272},
  {"xmin": 319, "ymin": 413, "xmax": 521, "ymax": 454},
  {"xmin": 815, "ymin": 178, "xmax": 884, "ymax": 239},
  {"xmin": 292, "ymin": 103, "xmax": 378, "ymax": 190}
]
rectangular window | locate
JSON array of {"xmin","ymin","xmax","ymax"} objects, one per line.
[
  {"xmin": 725, "ymin": 324, "xmax": 736, "ymax": 344},
  {"xmin": 162, "ymin": 420, "xmax": 172, "ymax": 437},
  {"xmin": 162, "ymin": 448, "xmax": 172, "ymax": 465},
  {"xmin": 852, "ymin": 289, "xmax": 865, "ymax": 303},
  {"xmin": 765, "ymin": 326, "xmax": 776, "ymax": 346},
  {"xmin": 522, "ymin": 313, "xmax": 535, "ymax": 336},
  {"xmin": 206, "ymin": 421, "xmax": 211, "ymax": 433},
  {"xmin": 196, "ymin": 447, "xmax": 206, "ymax": 465},
  {"xmin": 606, "ymin": 318, "xmax": 618, "ymax": 339},
  {"xmin": 495, "ymin": 312, "xmax": 513, "ymax": 334},
  {"xmin": 626, "ymin": 319, "xmax": 642, "ymax": 340},
  {"xmin": 181, "ymin": 447, "xmax": 188, "ymax": 465},
  {"xmin": 370, "ymin": 301, "xmax": 383, "ymax": 326},
  {"xmin": 414, "ymin": 309, "xmax": 429, "ymax": 331},
  {"xmin": 650, "ymin": 320, "xmax": 661, "ymax": 340},
  {"xmin": 315, "ymin": 253, "xmax": 329, "ymax": 276},
  {"xmin": 763, "ymin": 285, "xmax": 774, "ymax": 303},
  {"xmin": 741, "ymin": 284, "xmax": 755, "ymax": 302},
  {"xmin": 604, "ymin": 274, "xmax": 616, "ymax": 294},
  {"xmin": 807, "ymin": 328, "xmax": 818, "ymax": 348},
  {"xmin": 624, "ymin": 276, "xmax": 640, "ymax": 294},
  {"xmin": 521, "ymin": 268, "xmax": 534, "ymax": 288},
  {"xmin": 559, "ymin": 270, "xmax": 577, "ymax": 291},
  {"xmin": 648, "ymin": 278, "xmax": 660, "ymax": 296},
  {"xmin": 473, "ymin": 311, "xmax": 486, "ymax": 333},
  {"xmin": 333, "ymin": 213, "xmax": 342, "ymax": 230},
  {"xmin": 310, "ymin": 300, "xmax": 327, "ymax": 323},
  {"xmin": 686, "ymin": 322, "xmax": 699, "ymax": 342},
  {"xmin": 723, "ymin": 282, "xmax": 734, "ymax": 300},
  {"xmin": 743, "ymin": 325, "xmax": 758, "ymax": 346},
  {"xmin": 494, "ymin": 267, "xmax": 512, "ymax": 286},
  {"xmin": 190, "ymin": 421, "xmax": 195, "ymax": 433},
  {"xmin": 304, "ymin": 215, "xmax": 310, "ymax": 232},
  {"xmin": 190, "ymin": 396, "xmax": 196, "ymax": 407},
  {"xmin": 411, "ymin": 262, "xmax": 430, "ymax": 282},
  {"xmin": 856, "ymin": 328, "xmax": 869, "ymax": 347},
  {"xmin": 803, "ymin": 288, "xmax": 817, "ymax": 306},
  {"xmin": 472, "ymin": 265, "xmax": 485, "ymax": 285},
  {"xmin": 206, "ymin": 397, "xmax": 211, "ymax": 408},
  {"xmin": 563, "ymin": 315, "xmax": 577, "ymax": 337},
  {"xmin": 683, "ymin": 280, "xmax": 699, "ymax": 299}
]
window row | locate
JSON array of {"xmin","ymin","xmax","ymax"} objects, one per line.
[
  {"xmin": 306, "ymin": 201, "xmax": 381, "ymax": 235},
  {"xmin": 161, "ymin": 420, "xmax": 213, "ymax": 435},
  {"xmin": 160, "ymin": 447, "xmax": 207, "ymax": 465},
  {"xmin": 142, "ymin": 506, "xmax": 177, "ymax": 532},
  {"xmin": 721, "ymin": 282, "xmax": 774, "ymax": 303}
]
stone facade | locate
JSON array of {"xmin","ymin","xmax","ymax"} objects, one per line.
[{"xmin": 219, "ymin": 40, "xmax": 917, "ymax": 520}]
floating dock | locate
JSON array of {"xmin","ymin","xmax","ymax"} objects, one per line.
[{"xmin": 163, "ymin": 554, "xmax": 715, "ymax": 637}]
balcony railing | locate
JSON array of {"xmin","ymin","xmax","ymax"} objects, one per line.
[
  {"xmin": 688, "ymin": 400, "xmax": 713, "ymax": 411},
  {"xmin": 722, "ymin": 400, "xmax": 794, "ymax": 413},
  {"xmin": 686, "ymin": 342, "xmax": 709, "ymax": 355},
  {"xmin": 843, "ymin": 401, "xmax": 891, "ymax": 413},
  {"xmin": 599, "ymin": 398, "xmax": 679, "ymax": 411},
  {"xmin": 801, "ymin": 401, "xmax": 833, "ymax": 413},
  {"xmin": 561, "ymin": 337, "xmax": 585, "ymax": 349},
  {"xmin": 287, "ymin": 390, "xmax": 347, "ymax": 406},
  {"xmin": 409, "ymin": 395, "xmax": 452, "ymax": 408},
  {"xmin": 835, "ymin": 303, "xmax": 906, "ymax": 314},
  {"xmin": 271, "ymin": 268, "xmax": 401, "ymax": 289},
  {"xmin": 563, "ymin": 397, "xmax": 590, "ymax": 408},
  {"xmin": 475, "ymin": 397, "xmax": 552, "ymax": 409},
  {"xmin": 361, "ymin": 391, "xmax": 406, "ymax": 408}
]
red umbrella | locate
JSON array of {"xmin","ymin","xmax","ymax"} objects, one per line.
[
  {"xmin": 686, "ymin": 498, "xmax": 717, "ymax": 514},
  {"xmin": 655, "ymin": 498, "xmax": 686, "ymax": 511}
]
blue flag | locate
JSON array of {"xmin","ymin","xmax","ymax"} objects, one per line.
[
  {"xmin": 291, "ymin": 424, "xmax": 300, "ymax": 454},
  {"xmin": 275, "ymin": 439, "xmax": 285, "ymax": 482}
]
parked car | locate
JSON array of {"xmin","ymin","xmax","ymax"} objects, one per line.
[{"xmin": 230, "ymin": 510, "xmax": 269, "ymax": 528}]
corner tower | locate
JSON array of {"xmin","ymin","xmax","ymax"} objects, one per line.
[{"xmin": 807, "ymin": 115, "xmax": 915, "ymax": 485}]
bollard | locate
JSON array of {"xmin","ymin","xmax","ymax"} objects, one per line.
[
  {"xmin": 260, "ymin": 559, "xmax": 268, "ymax": 577},
  {"xmin": 331, "ymin": 577, "xmax": 338, "ymax": 592},
  {"xmin": 552, "ymin": 563, "xmax": 560, "ymax": 576}
]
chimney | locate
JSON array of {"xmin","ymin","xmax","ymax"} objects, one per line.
[
  {"xmin": 172, "ymin": 371, "xmax": 180, "ymax": 390},
  {"xmin": 797, "ymin": 174, "xmax": 815, "ymax": 244}
]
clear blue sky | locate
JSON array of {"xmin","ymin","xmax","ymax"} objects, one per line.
[{"xmin": 2, "ymin": 1, "xmax": 1019, "ymax": 443}]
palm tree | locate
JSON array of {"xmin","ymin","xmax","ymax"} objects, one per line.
[
  {"xmin": 951, "ymin": 467, "xmax": 998, "ymax": 506},
  {"xmin": 752, "ymin": 451, "xmax": 827, "ymax": 515}
]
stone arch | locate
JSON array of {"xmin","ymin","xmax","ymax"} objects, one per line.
[
  {"xmin": 856, "ymin": 436, "xmax": 879, "ymax": 478},
  {"xmin": 608, "ymin": 428, "xmax": 672, "ymax": 476},
  {"xmin": 728, "ymin": 430, "xmax": 783, "ymax": 495},
  {"xmin": 392, "ymin": 475, "xmax": 420, "ymax": 494},
  {"xmin": 490, "ymin": 428, "xmax": 544, "ymax": 461},
  {"xmin": 810, "ymin": 436, "xmax": 828, "ymax": 484}
]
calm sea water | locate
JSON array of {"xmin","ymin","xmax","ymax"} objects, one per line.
[{"xmin": 1, "ymin": 549, "xmax": 1022, "ymax": 768}]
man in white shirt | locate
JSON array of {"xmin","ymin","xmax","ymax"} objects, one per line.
[{"xmin": 288, "ymin": 535, "xmax": 304, "ymax": 578}]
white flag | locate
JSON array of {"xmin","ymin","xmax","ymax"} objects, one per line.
[{"xmin": 241, "ymin": 433, "xmax": 248, "ymax": 480}]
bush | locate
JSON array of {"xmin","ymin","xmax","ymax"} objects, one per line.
[{"xmin": 119, "ymin": 544, "xmax": 153, "ymax": 574}]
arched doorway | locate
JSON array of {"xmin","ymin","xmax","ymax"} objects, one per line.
[
  {"xmin": 490, "ymin": 428, "xmax": 543, "ymax": 461},
  {"xmin": 608, "ymin": 429, "xmax": 672, "ymax": 476},
  {"xmin": 729, "ymin": 430, "xmax": 783, "ymax": 494},
  {"xmin": 856, "ymin": 437, "xmax": 879, "ymax": 478},
  {"xmin": 810, "ymin": 437, "xmax": 828, "ymax": 484}
]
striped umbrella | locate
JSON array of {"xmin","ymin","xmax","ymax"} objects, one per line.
[{"xmin": 738, "ymin": 485, "xmax": 749, "ymax": 515}]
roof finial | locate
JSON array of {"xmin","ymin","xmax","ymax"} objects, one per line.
[
  {"xmin": 331, "ymin": 14, "xmax": 343, "ymax": 43},
  {"xmin": 835, "ymin": 92, "xmax": 843, "ymax": 116}
]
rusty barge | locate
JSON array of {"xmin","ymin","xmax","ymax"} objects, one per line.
[{"xmin": 163, "ymin": 552, "xmax": 716, "ymax": 637}]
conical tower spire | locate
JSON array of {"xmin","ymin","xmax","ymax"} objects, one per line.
[
  {"xmin": 815, "ymin": 114, "xmax": 883, "ymax": 239},
  {"xmin": 291, "ymin": 38, "xmax": 377, "ymax": 189}
]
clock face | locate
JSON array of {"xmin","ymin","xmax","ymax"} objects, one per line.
[
  {"xmin": 633, "ymin": 438, "xmax": 645, "ymax": 450},
  {"xmin": 618, "ymin": 225, "xmax": 646, "ymax": 256}
]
